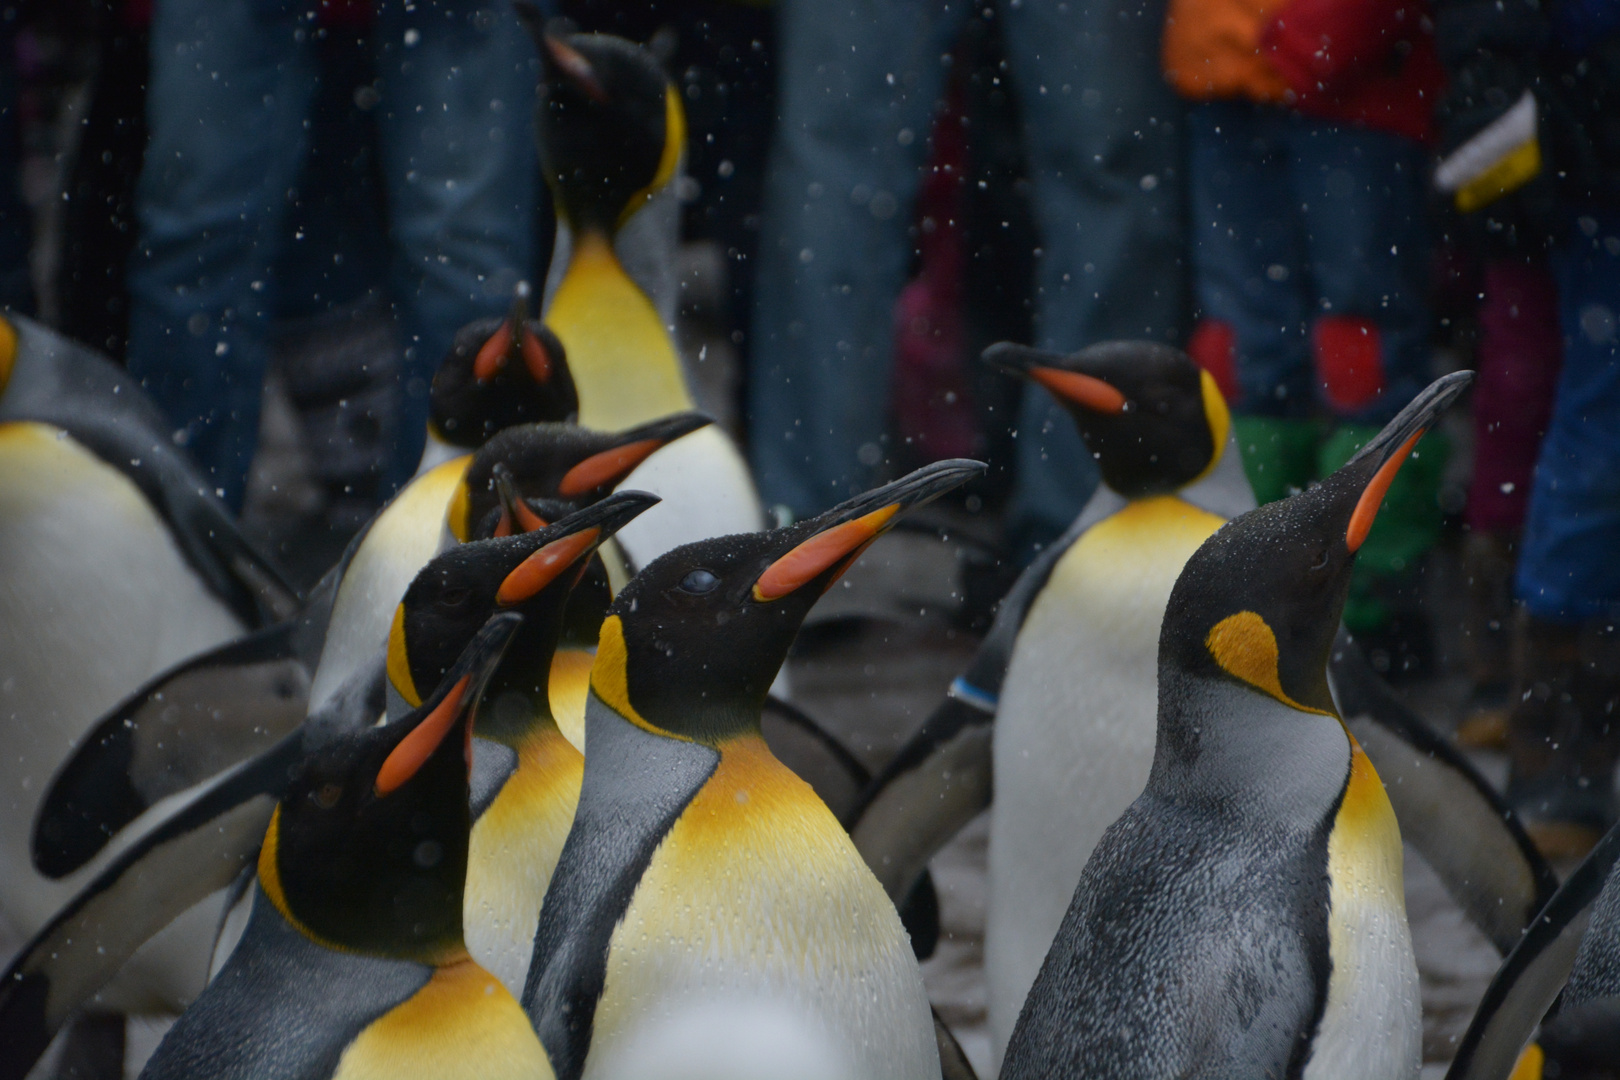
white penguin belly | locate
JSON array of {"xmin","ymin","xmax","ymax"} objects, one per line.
[
  {"xmin": 611, "ymin": 427, "xmax": 764, "ymax": 572},
  {"xmin": 986, "ymin": 496, "xmax": 1223, "ymax": 1059},
  {"xmin": 309, "ymin": 456, "xmax": 469, "ymax": 709},
  {"xmin": 586, "ymin": 736, "xmax": 938, "ymax": 1080},
  {"xmin": 1303, "ymin": 744, "xmax": 1421, "ymax": 1080},
  {"xmin": 0, "ymin": 422, "xmax": 242, "ymax": 1010}
]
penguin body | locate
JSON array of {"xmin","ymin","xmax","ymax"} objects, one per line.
[
  {"xmin": 0, "ymin": 315, "xmax": 296, "ymax": 1017},
  {"xmin": 139, "ymin": 615, "xmax": 551, "ymax": 1080},
  {"xmin": 530, "ymin": 29, "xmax": 766, "ymax": 569},
  {"xmin": 524, "ymin": 461, "xmax": 983, "ymax": 1080},
  {"xmin": 1002, "ymin": 373, "xmax": 1472, "ymax": 1079}
]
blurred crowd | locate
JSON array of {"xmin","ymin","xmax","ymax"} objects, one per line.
[{"xmin": 0, "ymin": 0, "xmax": 1616, "ymax": 847}]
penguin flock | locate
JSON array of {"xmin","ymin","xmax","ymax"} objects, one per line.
[{"xmin": 1, "ymin": 23, "xmax": 1616, "ymax": 1080}]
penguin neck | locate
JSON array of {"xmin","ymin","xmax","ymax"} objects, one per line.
[
  {"xmin": 477, "ymin": 649, "xmax": 566, "ymax": 749},
  {"xmin": 547, "ymin": 228, "xmax": 692, "ymax": 431},
  {"xmin": 1149, "ymin": 665, "xmax": 1350, "ymax": 816}
]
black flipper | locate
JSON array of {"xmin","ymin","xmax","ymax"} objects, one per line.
[
  {"xmin": 0, "ymin": 660, "xmax": 386, "ymax": 1080},
  {"xmin": 1331, "ymin": 631, "xmax": 1559, "ymax": 954},
  {"xmin": 33, "ymin": 621, "xmax": 310, "ymax": 878},
  {"xmin": 523, "ymin": 695, "xmax": 720, "ymax": 1080},
  {"xmin": 934, "ymin": 1006, "xmax": 980, "ymax": 1080},
  {"xmin": 0, "ymin": 315, "xmax": 301, "ymax": 623},
  {"xmin": 1446, "ymin": 824, "xmax": 1620, "ymax": 1080}
]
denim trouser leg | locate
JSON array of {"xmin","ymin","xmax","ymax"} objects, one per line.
[
  {"xmin": 1188, "ymin": 102, "xmax": 1430, "ymax": 424},
  {"xmin": 749, "ymin": 0, "xmax": 967, "ymax": 517},
  {"xmin": 126, "ymin": 0, "xmax": 317, "ymax": 509},
  {"xmin": 371, "ymin": 0, "xmax": 540, "ymax": 488},
  {"xmin": 1517, "ymin": 214, "xmax": 1620, "ymax": 622},
  {"xmin": 1000, "ymin": 0, "xmax": 1184, "ymax": 549}
]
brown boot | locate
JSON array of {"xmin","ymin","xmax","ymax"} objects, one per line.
[
  {"xmin": 1506, "ymin": 614, "xmax": 1620, "ymax": 860},
  {"xmin": 1455, "ymin": 530, "xmax": 1519, "ymax": 748}
]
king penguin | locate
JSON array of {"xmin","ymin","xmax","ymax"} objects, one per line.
[
  {"xmin": 525, "ymin": 25, "xmax": 766, "ymax": 569},
  {"xmin": 0, "ymin": 313, "xmax": 300, "ymax": 1022},
  {"xmin": 387, "ymin": 491, "xmax": 658, "ymax": 996},
  {"xmin": 1001, "ymin": 371, "xmax": 1473, "ymax": 1080},
  {"xmin": 136, "ymin": 614, "xmax": 555, "ymax": 1080},
  {"xmin": 522, "ymin": 459, "xmax": 984, "ymax": 1080}
]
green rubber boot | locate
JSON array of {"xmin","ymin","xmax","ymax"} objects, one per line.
[
  {"xmin": 1232, "ymin": 416, "xmax": 1319, "ymax": 506},
  {"xmin": 1319, "ymin": 423, "xmax": 1450, "ymax": 639}
]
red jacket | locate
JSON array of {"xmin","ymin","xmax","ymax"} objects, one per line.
[{"xmin": 1163, "ymin": 0, "xmax": 1445, "ymax": 143}]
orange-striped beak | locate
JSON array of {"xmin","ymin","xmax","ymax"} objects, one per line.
[
  {"xmin": 497, "ymin": 490, "xmax": 659, "ymax": 606},
  {"xmin": 752, "ymin": 458, "xmax": 985, "ymax": 603},
  {"xmin": 984, "ymin": 342, "xmax": 1128, "ymax": 415},
  {"xmin": 556, "ymin": 412, "xmax": 714, "ymax": 498}
]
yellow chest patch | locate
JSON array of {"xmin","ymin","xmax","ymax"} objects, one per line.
[
  {"xmin": 465, "ymin": 725, "xmax": 584, "ymax": 996},
  {"xmin": 1327, "ymin": 740, "xmax": 1406, "ymax": 900},
  {"xmin": 592, "ymin": 735, "xmax": 928, "ymax": 1059},
  {"xmin": 331, "ymin": 957, "xmax": 554, "ymax": 1080},
  {"xmin": 545, "ymin": 233, "xmax": 692, "ymax": 431},
  {"xmin": 548, "ymin": 647, "xmax": 594, "ymax": 752}
]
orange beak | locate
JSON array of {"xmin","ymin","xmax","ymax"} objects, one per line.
[
  {"xmin": 1029, "ymin": 366, "xmax": 1128, "ymax": 415},
  {"xmin": 376, "ymin": 676, "xmax": 468, "ymax": 795},
  {"xmin": 1346, "ymin": 430, "xmax": 1421, "ymax": 553},
  {"xmin": 558, "ymin": 439, "xmax": 664, "ymax": 498},
  {"xmin": 497, "ymin": 528, "xmax": 601, "ymax": 606},
  {"xmin": 753, "ymin": 506, "xmax": 899, "ymax": 602}
]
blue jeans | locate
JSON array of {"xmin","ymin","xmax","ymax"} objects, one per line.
[
  {"xmin": 749, "ymin": 0, "xmax": 1185, "ymax": 546},
  {"xmin": 1516, "ymin": 212, "xmax": 1620, "ymax": 622},
  {"xmin": 127, "ymin": 0, "xmax": 541, "ymax": 508},
  {"xmin": 1186, "ymin": 102, "xmax": 1431, "ymax": 423}
]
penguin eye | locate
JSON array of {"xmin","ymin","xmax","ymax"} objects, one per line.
[
  {"xmin": 438, "ymin": 588, "xmax": 472, "ymax": 608},
  {"xmin": 679, "ymin": 569, "xmax": 721, "ymax": 594},
  {"xmin": 312, "ymin": 783, "xmax": 343, "ymax": 810},
  {"xmin": 1310, "ymin": 546, "xmax": 1331, "ymax": 571}
]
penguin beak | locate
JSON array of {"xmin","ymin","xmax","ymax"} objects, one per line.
[
  {"xmin": 375, "ymin": 612, "xmax": 521, "ymax": 795},
  {"xmin": 983, "ymin": 342, "xmax": 1128, "ymax": 415},
  {"xmin": 544, "ymin": 34, "xmax": 609, "ymax": 103},
  {"xmin": 492, "ymin": 465, "xmax": 550, "ymax": 537},
  {"xmin": 556, "ymin": 412, "xmax": 714, "ymax": 497},
  {"xmin": 1343, "ymin": 370, "xmax": 1473, "ymax": 552},
  {"xmin": 497, "ymin": 490, "xmax": 659, "ymax": 605},
  {"xmin": 753, "ymin": 458, "xmax": 985, "ymax": 601},
  {"xmin": 473, "ymin": 282, "xmax": 555, "ymax": 385}
]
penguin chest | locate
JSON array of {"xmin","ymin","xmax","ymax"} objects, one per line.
[
  {"xmin": 587, "ymin": 736, "xmax": 939, "ymax": 1080},
  {"xmin": 465, "ymin": 729, "xmax": 584, "ymax": 998},
  {"xmin": 548, "ymin": 647, "xmax": 595, "ymax": 752},
  {"xmin": 310, "ymin": 456, "xmax": 469, "ymax": 708},
  {"xmin": 0, "ymin": 422, "xmax": 242, "ymax": 931},
  {"xmin": 987, "ymin": 497, "xmax": 1221, "ymax": 1040},
  {"xmin": 1303, "ymin": 743, "xmax": 1420, "ymax": 1080},
  {"xmin": 547, "ymin": 234, "xmax": 693, "ymax": 431},
  {"xmin": 331, "ymin": 957, "xmax": 554, "ymax": 1080},
  {"xmin": 612, "ymin": 427, "xmax": 765, "ymax": 572}
]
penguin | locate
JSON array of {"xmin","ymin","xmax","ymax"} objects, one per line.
[
  {"xmin": 135, "ymin": 613, "xmax": 556, "ymax": 1080},
  {"xmin": 849, "ymin": 345, "xmax": 1551, "ymax": 1057},
  {"xmin": 424, "ymin": 280, "xmax": 578, "ymax": 472},
  {"xmin": 1445, "ymin": 823, "xmax": 1620, "ymax": 1080},
  {"xmin": 0, "ymin": 314, "xmax": 300, "ymax": 1026},
  {"xmin": 1000, "ymin": 372, "xmax": 1473, "ymax": 1080},
  {"xmin": 526, "ymin": 25, "xmax": 766, "ymax": 569},
  {"xmin": 388, "ymin": 491, "xmax": 658, "ymax": 996},
  {"xmin": 522, "ymin": 459, "xmax": 984, "ymax": 1080},
  {"xmin": 32, "ymin": 415, "xmax": 710, "ymax": 883}
]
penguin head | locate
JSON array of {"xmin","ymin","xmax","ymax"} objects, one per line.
[
  {"xmin": 1160, "ymin": 372, "xmax": 1471, "ymax": 715},
  {"xmin": 985, "ymin": 340, "xmax": 1230, "ymax": 498},
  {"xmin": 593, "ymin": 459, "xmax": 985, "ymax": 744},
  {"xmin": 391, "ymin": 492, "xmax": 657, "ymax": 730},
  {"xmin": 259, "ymin": 614, "xmax": 519, "ymax": 963},
  {"xmin": 525, "ymin": 21, "xmax": 682, "ymax": 235},
  {"xmin": 448, "ymin": 412, "xmax": 710, "ymax": 541},
  {"xmin": 430, "ymin": 282, "xmax": 578, "ymax": 449}
]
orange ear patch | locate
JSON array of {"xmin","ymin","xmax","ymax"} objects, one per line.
[
  {"xmin": 473, "ymin": 322, "xmax": 513, "ymax": 382},
  {"xmin": 558, "ymin": 440, "xmax": 662, "ymax": 497},
  {"xmin": 376, "ymin": 676, "xmax": 469, "ymax": 795},
  {"xmin": 753, "ymin": 505, "xmax": 899, "ymax": 601},
  {"xmin": 498, "ymin": 528, "xmax": 600, "ymax": 605},
  {"xmin": 1347, "ymin": 430, "xmax": 1421, "ymax": 552},
  {"xmin": 1029, "ymin": 367, "xmax": 1127, "ymax": 415},
  {"xmin": 1205, "ymin": 610, "xmax": 1330, "ymax": 715}
]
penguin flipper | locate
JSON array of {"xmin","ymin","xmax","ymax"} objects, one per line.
[
  {"xmin": 761, "ymin": 693, "xmax": 870, "ymax": 822},
  {"xmin": 1331, "ymin": 631, "xmax": 1558, "ymax": 954},
  {"xmin": 0, "ymin": 739, "xmax": 295, "ymax": 1080},
  {"xmin": 933, "ymin": 1007, "xmax": 980, "ymax": 1080},
  {"xmin": 848, "ymin": 694, "xmax": 994, "ymax": 902},
  {"xmin": 32, "ymin": 621, "xmax": 311, "ymax": 878},
  {"xmin": 1445, "ymin": 825, "xmax": 1620, "ymax": 1080}
]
